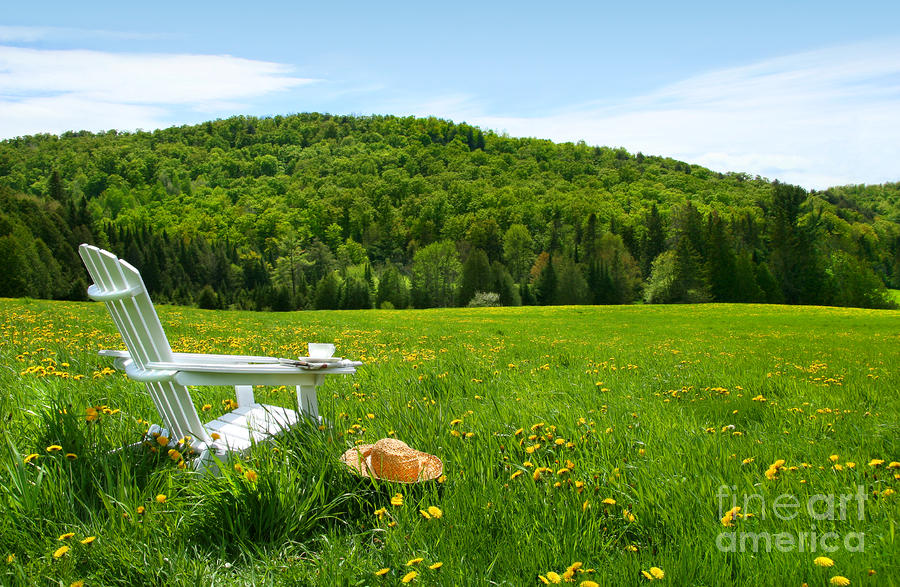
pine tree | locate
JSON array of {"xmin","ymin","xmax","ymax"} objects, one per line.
[
  {"xmin": 314, "ymin": 272, "xmax": 342, "ymax": 310},
  {"xmin": 458, "ymin": 249, "xmax": 494, "ymax": 305},
  {"xmin": 535, "ymin": 256, "xmax": 558, "ymax": 305}
]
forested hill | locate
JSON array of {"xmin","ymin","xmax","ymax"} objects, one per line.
[{"xmin": 0, "ymin": 113, "xmax": 898, "ymax": 310}]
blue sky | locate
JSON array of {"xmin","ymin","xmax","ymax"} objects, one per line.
[{"xmin": 2, "ymin": 0, "xmax": 899, "ymax": 189}]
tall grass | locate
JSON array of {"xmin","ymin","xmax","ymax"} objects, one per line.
[{"xmin": 0, "ymin": 299, "xmax": 897, "ymax": 585}]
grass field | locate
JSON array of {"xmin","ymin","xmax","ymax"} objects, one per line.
[{"xmin": 1, "ymin": 299, "xmax": 898, "ymax": 586}]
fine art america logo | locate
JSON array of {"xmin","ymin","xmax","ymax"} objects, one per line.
[{"xmin": 716, "ymin": 485, "xmax": 867, "ymax": 553}]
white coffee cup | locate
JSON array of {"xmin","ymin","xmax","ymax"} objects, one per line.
[{"xmin": 307, "ymin": 343, "xmax": 335, "ymax": 358}]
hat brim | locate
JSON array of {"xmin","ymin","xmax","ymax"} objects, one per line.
[{"xmin": 340, "ymin": 444, "xmax": 443, "ymax": 483}]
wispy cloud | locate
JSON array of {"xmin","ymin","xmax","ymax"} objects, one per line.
[
  {"xmin": 0, "ymin": 25, "xmax": 171, "ymax": 43},
  {"xmin": 0, "ymin": 45, "xmax": 316, "ymax": 137},
  {"xmin": 428, "ymin": 40, "xmax": 900, "ymax": 189}
]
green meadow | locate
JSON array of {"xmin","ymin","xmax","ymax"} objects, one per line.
[{"xmin": 1, "ymin": 298, "xmax": 898, "ymax": 586}]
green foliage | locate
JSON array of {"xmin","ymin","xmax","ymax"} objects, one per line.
[
  {"xmin": 339, "ymin": 275, "xmax": 373, "ymax": 310},
  {"xmin": 1, "ymin": 114, "xmax": 898, "ymax": 309},
  {"xmin": 411, "ymin": 241, "xmax": 460, "ymax": 308},
  {"xmin": 826, "ymin": 251, "xmax": 896, "ymax": 309},
  {"xmin": 313, "ymin": 272, "xmax": 342, "ymax": 311},
  {"xmin": 458, "ymin": 249, "xmax": 494, "ymax": 306},
  {"xmin": 196, "ymin": 285, "xmax": 221, "ymax": 310},
  {"xmin": 375, "ymin": 263, "xmax": 410, "ymax": 310}
]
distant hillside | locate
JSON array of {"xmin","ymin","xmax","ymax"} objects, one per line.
[{"xmin": 0, "ymin": 113, "xmax": 897, "ymax": 309}]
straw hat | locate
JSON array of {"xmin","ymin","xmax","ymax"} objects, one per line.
[{"xmin": 341, "ymin": 438, "xmax": 443, "ymax": 483}]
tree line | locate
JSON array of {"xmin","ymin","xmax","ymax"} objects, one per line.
[{"xmin": 0, "ymin": 114, "xmax": 897, "ymax": 309}]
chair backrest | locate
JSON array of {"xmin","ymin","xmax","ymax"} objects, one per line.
[
  {"xmin": 79, "ymin": 244, "xmax": 209, "ymax": 446},
  {"xmin": 78, "ymin": 244, "xmax": 174, "ymax": 367}
]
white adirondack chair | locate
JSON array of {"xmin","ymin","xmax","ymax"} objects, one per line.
[{"xmin": 78, "ymin": 243, "xmax": 360, "ymax": 471}]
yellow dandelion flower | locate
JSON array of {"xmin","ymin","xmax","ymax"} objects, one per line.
[
  {"xmin": 374, "ymin": 568, "xmax": 390, "ymax": 576},
  {"xmin": 406, "ymin": 557, "xmax": 423, "ymax": 566},
  {"xmin": 581, "ymin": 581, "xmax": 600, "ymax": 587},
  {"xmin": 6, "ymin": 554, "xmax": 14, "ymax": 563},
  {"xmin": 65, "ymin": 453, "xmax": 77, "ymax": 460},
  {"xmin": 202, "ymin": 404, "xmax": 212, "ymax": 411},
  {"xmin": 419, "ymin": 509, "xmax": 431, "ymax": 520},
  {"xmin": 881, "ymin": 488, "xmax": 895, "ymax": 498},
  {"xmin": 374, "ymin": 507, "xmax": 387, "ymax": 520},
  {"xmin": 626, "ymin": 544, "xmax": 638, "ymax": 552},
  {"xmin": 23, "ymin": 453, "xmax": 39, "ymax": 464},
  {"xmin": 814, "ymin": 556, "xmax": 835, "ymax": 567},
  {"xmin": 624, "ymin": 509, "xmax": 636, "ymax": 522},
  {"xmin": 80, "ymin": 536, "xmax": 96, "ymax": 545},
  {"xmin": 829, "ymin": 576, "xmax": 850, "ymax": 586},
  {"xmin": 70, "ymin": 581, "xmax": 84, "ymax": 587},
  {"xmin": 582, "ymin": 500, "xmax": 590, "ymax": 511},
  {"xmin": 562, "ymin": 569, "xmax": 576, "ymax": 581},
  {"xmin": 742, "ymin": 457, "xmax": 754, "ymax": 465},
  {"xmin": 510, "ymin": 470, "xmax": 523, "ymax": 480},
  {"xmin": 156, "ymin": 436, "xmax": 169, "ymax": 446},
  {"xmin": 210, "ymin": 433, "xmax": 221, "ymax": 440},
  {"xmin": 531, "ymin": 422, "xmax": 545, "ymax": 431},
  {"xmin": 401, "ymin": 570, "xmax": 417, "ymax": 583},
  {"xmin": 391, "ymin": 493, "xmax": 404, "ymax": 506},
  {"xmin": 567, "ymin": 562, "xmax": 583, "ymax": 572},
  {"xmin": 137, "ymin": 506, "xmax": 145, "ymax": 514},
  {"xmin": 641, "ymin": 570, "xmax": 654, "ymax": 581},
  {"xmin": 429, "ymin": 562, "xmax": 443, "ymax": 570},
  {"xmin": 546, "ymin": 571, "xmax": 562, "ymax": 583},
  {"xmin": 168, "ymin": 449, "xmax": 182, "ymax": 461},
  {"xmin": 85, "ymin": 407, "xmax": 99, "ymax": 422},
  {"xmin": 450, "ymin": 419, "xmax": 462, "ymax": 426},
  {"xmin": 602, "ymin": 498, "xmax": 616, "ymax": 505},
  {"xmin": 388, "ymin": 521, "xmax": 397, "ymax": 528},
  {"xmin": 869, "ymin": 459, "xmax": 885, "ymax": 467},
  {"xmin": 58, "ymin": 532, "xmax": 75, "ymax": 541},
  {"xmin": 155, "ymin": 494, "xmax": 167, "ymax": 504},
  {"xmin": 539, "ymin": 576, "xmax": 550, "ymax": 585},
  {"xmin": 53, "ymin": 545, "xmax": 69, "ymax": 559},
  {"xmin": 721, "ymin": 506, "xmax": 741, "ymax": 527},
  {"xmin": 650, "ymin": 567, "xmax": 664, "ymax": 579},
  {"xmin": 245, "ymin": 470, "xmax": 258, "ymax": 483},
  {"xmin": 555, "ymin": 438, "xmax": 566, "ymax": 446},
  {"xmin": 234, "ymin": 463, "xmax": 244, "ymax": 474},
  {"xmin": 46, "ymin": 445, "xmax": 62, "ymax": 452},
  {"xmin": 427, "ymin": 506, "xmax": 443, "ymax": 519},
  {"xmin": 887, "ymin": 461, "xmax": 900, "ymax": 469}
]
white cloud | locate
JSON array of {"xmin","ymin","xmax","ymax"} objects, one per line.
[
  {"xmin": 432, "ymin": 40, "xmax": 900, "ymax": 189},
  {"xmin": 0, "ymin": 25, "xmax": 171, "ymax": 43},
  {"xmin": 0, "ymin": 45, "xmax": 316, "ymax": 137}
]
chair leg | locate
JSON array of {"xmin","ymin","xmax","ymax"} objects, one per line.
[
  {"xmin": 194, "ymin": 445, "xmax": 227, "ymax": 475},
  {"xmin": 296, "ymin": 383, "xmax": 320, "ymax": 421},
  {"xmin": 235, "ymin": 385, "xmax": 255, "ymax": 408}
]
